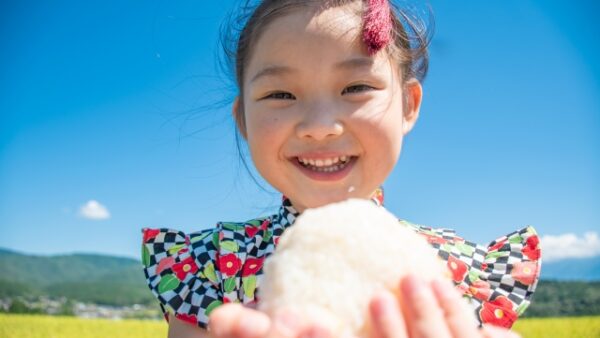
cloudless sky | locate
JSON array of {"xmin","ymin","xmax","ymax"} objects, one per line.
[{"xmin": 1, "ymin": 0, "xmax": 599, "ymax": 259}]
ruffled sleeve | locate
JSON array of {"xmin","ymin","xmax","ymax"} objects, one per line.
[
  {"xmin": 141, "ymin": 227, "xmax": 224, "ymax": 328},
  {"xmin": 404, "ymin": 221, "xmax": 542, "ymax": 329}
]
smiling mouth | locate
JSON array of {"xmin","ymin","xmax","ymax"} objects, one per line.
[{"xmin": 295, "ymin": 156, "xmax": 356, "ymax": 172}]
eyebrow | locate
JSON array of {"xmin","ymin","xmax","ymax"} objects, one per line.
[
  {"xmin": 249, "ymin": 65, "xmax": 294, "ymax": 84},
  {"xmin": 249, "ymin": 57, "xmax": 375, "ymax": 84},
  {"xmin": 334, "ymin": 57, "xmax": 375, "ymax": 70}
]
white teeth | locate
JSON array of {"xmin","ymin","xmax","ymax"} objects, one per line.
[{"xmin": 297, "ymin": 156, "xmax": 354, "ymax": 171}]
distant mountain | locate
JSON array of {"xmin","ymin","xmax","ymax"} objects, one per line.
[
  {"xmin": 1, "ymin": 247, "xmax": 599, "ymax": 317},
  {"xmin": 526, "ymin": 280, "xmax": 600, "ymax": 317},
  {"xmin": 0, "ymin": 248, "xmax": 154, "ymax": 306},
  {"xmin": 541, "ymin": 256, "xmax": 600, "ymax": 281}
]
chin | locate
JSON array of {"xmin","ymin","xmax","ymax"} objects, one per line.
[{"xmin": 295, "ymin": 189, "xmax": 358, "ymax": 210}]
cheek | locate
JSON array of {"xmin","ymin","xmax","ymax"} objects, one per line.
[
  {"xmin": 244, "ymin": 97, "xmax": 294, "ymax": 127},
  {"xmin": 245, "ymin": 108, "xmax": 290, "ymax": 165},
  {"xmin": 367, "ymin": 126, "xmax": 403, "ymax": 168},
  {"xmin": 247, "ymin": 115, "xmax": 281, "ymax": 145},
  {"xmin": 356, "ymin": 108, "xmax": 404, "ymax": 170}
]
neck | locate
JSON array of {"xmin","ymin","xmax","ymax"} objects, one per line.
[{"xmin": 286, "ymin": 187, "xmax": 384, "ymax": 213}]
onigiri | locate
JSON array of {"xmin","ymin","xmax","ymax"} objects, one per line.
[{"xmin": 259, "ymin": 199, "xmax": 452, "ymax": 337}]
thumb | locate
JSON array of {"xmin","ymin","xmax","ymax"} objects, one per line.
[
  {"xmin": 265, "ymin": 309, "xmax": 305, "ymax": 338},
  {"xmin": 209, "ymin": 303, "xmax": 270, "ymax": 338}
]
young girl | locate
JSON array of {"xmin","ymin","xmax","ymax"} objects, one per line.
[{"xmin": 141, "ymin": 0, "xmax": 541, "ymax": 337}]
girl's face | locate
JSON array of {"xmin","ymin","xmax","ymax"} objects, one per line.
[{"xmin": 236, "ymin": 3, "xmax": 422, "ymax": 212}]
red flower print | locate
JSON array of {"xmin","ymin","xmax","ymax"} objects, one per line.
[
  {"xmin": 447, "ymin": 255, "xmax": 468, "ymax": 283},
  {"xmin": 246, "ymin": 226, "xmax": 260, "ymax": 238},
  {"xmin": 454, "ymin": 236, "xmax": 465, "ymax": 243},
  {"xmin": 489, "ymin": 239, "xmax": 507, "ymax": 252},
  {"xmin": 175, "ymin": 313, "xmax": 198, "ymax": 325},
  {"xmin": 274, "ymin": 236, "xmax": 280, "ymax": 246},
  {"xmin": 372, "ymin": 188, "xmax": 384, "ymax": 205},
  {"xmin": 260, "ymin": 219, "xmax": 270, "ymax": 231},
  {"xmin": 511, "ymin": 261, "xmax": 538, "ymax": 285},
  {"xmin": 172, "ymin": 257, "xmax": 198, "ymax": 281},
  {"xmin": 422, "ymin": 233, "xmax": 447, "ymax": 245},
  {"xmin": 479, "ymin": 295, "xmax": 518, "ymax": 328},
  {"xmin": 522, "ymin": 235, "xmax": 541, "ymax": 260},
  {"xmin": 218, "ymin": 253, "xmax": 242, "ymax": 276},
  {"xmin": 143, "ymin": 228, "xmax": 160, "ymax": 243},
  {"xmin": 455, "ymin": 283, "xmax": 469, "ymax": 296},
  {"xmin": 246, "ymin": 220, "xmax": 269, "ymax": 238},
  {"xmin": 156, "ymin": 256, "xmax": 176, "ymax": 275},
  {"xmin": 242, "ymin": 257, "xmax": 265, "ymax": 277},
  {"xmin": 469, "ymin": 280, "xmax": 492, "ymax": 301},
  {"xmin": 223, "ymin": 297, "xmax": 232, "ymax": 304}
]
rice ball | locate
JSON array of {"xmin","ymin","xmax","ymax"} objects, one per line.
[{"xmin": 259, "ymin": 199, "xmax": 450, "ymax": 337}]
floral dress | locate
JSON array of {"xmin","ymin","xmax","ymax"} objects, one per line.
[{"xmin": 141, "ymin": 190, "xmax": 541, "ymax": 329}]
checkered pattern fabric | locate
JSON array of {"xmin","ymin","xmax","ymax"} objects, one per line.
[
  {"xmin": 141, "ymin": 190, "xmax": 541, "ymax": 329},
  {"xmin": 401, "ymin": 221, "xmax": 541, "ymax": 328}
]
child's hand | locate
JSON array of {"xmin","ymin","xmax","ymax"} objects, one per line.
[
  {"xmin": 208, "ymin": 276, "xmax": 520, "ymax": 338},
  {"xmin": 368, "ymin": 275, "xmax": 521, "ymax": 338},
  {"xmin": 208, "ymin": 303, "xmax": 269, "ymax": 338},
  {"xmin": 209, "ymin": 303, "xmax": 333, "ymax": 338}
]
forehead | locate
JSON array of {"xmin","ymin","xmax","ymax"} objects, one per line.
[
  {"xmin": 282, "ymin": 2, "xmax": 365, "ymax": 42},
  {"xmin": 247, "ymin": 3, "xmax": 368, "ymax": 70}
]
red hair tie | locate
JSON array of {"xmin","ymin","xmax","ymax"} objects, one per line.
[{"xmin": 363, "ymin": 0, "xmax": 392, "ymax": 55}]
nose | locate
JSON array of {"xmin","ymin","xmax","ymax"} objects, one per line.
[{"xmin": 295, "ymin": 101, "xmax": 344, "ymax": 141}]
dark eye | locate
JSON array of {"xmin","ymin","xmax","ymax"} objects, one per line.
[
  {"xmin": 342, "ymin": 84, "xmax": 375, "ymax": 95},
  {"xmin": 264, "ymin": 92, "xmax": 296, "ymax": 100}
]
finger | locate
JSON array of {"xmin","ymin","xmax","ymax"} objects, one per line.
[
  {"xmin": 431, "ymin": 279, "xmax": 479, "ymax": 338},
  {"xmin": 400, "ymin": 275, "xmax": 452, "ymax": 338},
  {"xmin": 368, "ymin": 291, "xmax": 408, "ymax": 338},
  {"xmin": 298, "ymin": 325, "xmax": 333, "ymax": 338},
  {"xmin": 481, "ymin": 325, "xmax": 522, "ymax": 338},
  {"xmin": 265, "ymin": 309, "xmax": 305, "ymax": 338},
  {"xmin": 209, "ymin": 303, "xmax": 270, "ymax": 338}
]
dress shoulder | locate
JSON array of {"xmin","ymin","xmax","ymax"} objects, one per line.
[
  {"xmin": 141, "ymin": 216, "xmax": 277, "ymax": 328},
  {"xmin": 141, "ymin": 226, "xmax": 223, "ymax": 328},
  {"xmin": 401, "ymin": 220, "xmax": 542, "ymax": 328}
]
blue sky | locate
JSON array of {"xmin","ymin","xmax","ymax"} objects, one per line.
[{"xmin": 1, "ymin": 0, "xmax": 599, "ymax": 261}]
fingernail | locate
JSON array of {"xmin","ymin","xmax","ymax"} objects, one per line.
[
  {"xmin": 300, "ymin": 327, "xmax": 330, "ymax": 338},
  {"xmin": 273, "ymin": 310, "xmax": 300, "ymax": 336},
  {"xmin": 239, "ymin": 313, "xmax": 270, "ymax": 334},
  {"xmin": 372, "ymin": 291, "xmax": 394, "ymax": 316},
  {"xmin": 432, "ymin": 278, "xmax": 455, "ymax": 301},
  {"xmin": 403, "ymin": 275, "xmax": 426, "ymax": 296}
]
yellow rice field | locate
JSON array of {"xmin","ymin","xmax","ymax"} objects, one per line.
[
  {"xmin": 512, "ymin": 316, "xmax": 600, "ymax": 338},
  {"xmin": 1, "ymin": 314, "xmax": 599, "ymax": 338},
  {"xmin": 0, "ymin": 314, "xmax": 166, "ymax": 338}
]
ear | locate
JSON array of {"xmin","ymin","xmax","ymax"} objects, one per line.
[
  {"xmin": 232, "ymin": 96, "xmax": 248, "ymax": 140},
  {"xmin": 402, "ymin": 78, "xmax": 422, "ymax": 135}
]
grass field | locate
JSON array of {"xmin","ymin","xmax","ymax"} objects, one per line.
[
  {"xmin": 1, "ymin": 314, "xmax": 599, "ymax": 338},
  {"xmin": 0, "ymin": 314, "xmax": 166, "ymax": 338},
  {"xmin": 512, "ymin": 316, "xmax": 600, "ymax": 338}
]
